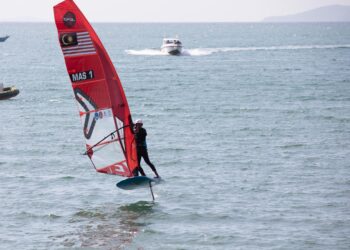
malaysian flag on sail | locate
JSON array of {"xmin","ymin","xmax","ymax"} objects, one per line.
[{"xmin": 60, "ymin": 31, "xmax": 96, "ymax": 57}]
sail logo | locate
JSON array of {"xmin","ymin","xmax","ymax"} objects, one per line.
[
  {"xmin": 110, "ymin": 161, "xmax": 128, "ymax": 174},
  {"xmin": 63, "ymin": 12, "xmax": 76, "ymax": 28},
  {"xmin": 94, "ymin": 109, "xmax": 112, "ymax": 121},
  {"xmin": 70, "ymin": 70, "xmax": 94, "ymax": 82},
  {"xmin": 74, "ymin": 88, "xmax": 98, "ymax": 139},
  {"xmin": 97, "ymin": 161, "xmax": 130, "ymax": 176}
]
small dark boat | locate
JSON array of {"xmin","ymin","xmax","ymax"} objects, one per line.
[
  {"xmin": 0, "ymin": 86, "xmax": 20, "ymax": 100},
  {"xmin": 0, "ymin": 35, "xmax": 10, "ymax": 42}
]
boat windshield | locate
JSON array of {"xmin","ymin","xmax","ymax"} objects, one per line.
[{"xmin": 164, "ymin": 39, "xmax": 182, "ymax": 45}]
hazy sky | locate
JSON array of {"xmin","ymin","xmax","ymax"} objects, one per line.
[{"xmin": 1, "ymin": 0, "xmax": 350, "ymax": 22}]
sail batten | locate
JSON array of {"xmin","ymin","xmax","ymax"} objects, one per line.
[{"xmin": 54, "ymin": 0, "xmax": 138, "ymax": 177}]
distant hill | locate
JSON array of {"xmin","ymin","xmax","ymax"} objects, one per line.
[{"xmin": 263, "ymin": 5, "xmax": 350, "ymax": 22}]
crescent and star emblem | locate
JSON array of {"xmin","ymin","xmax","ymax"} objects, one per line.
[{"xmin": 60, "ymin": 33, "xmax": 78, "ymax": 47}]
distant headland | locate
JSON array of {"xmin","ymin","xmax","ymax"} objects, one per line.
[{"xmin": 263, "ymin": 5, "xmax": 350, "ymax": 22}]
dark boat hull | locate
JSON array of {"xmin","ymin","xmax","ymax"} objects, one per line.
[
  {"xmin": 0, "ymin": 87, "xmax": 19, "ymax": 100},
  {"xmin": 161, "ymin": 44, "xmax": 183, "ymax": 55},
  {"xmin": 168, "ymin": 49, "xmax": 181, "ymax": 55},
  {"xmin": 0, "ymin": 36, "xmax": 9, "ymax": 42}
]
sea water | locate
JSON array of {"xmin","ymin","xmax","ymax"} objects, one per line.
[{"xmin": 0, "ymin": 23, "xmax": 350, "ymax": 249}]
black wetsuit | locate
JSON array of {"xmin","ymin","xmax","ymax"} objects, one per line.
[{"xmin": 133, "ymin": 127, "xmax": 158, "ymax": 176}]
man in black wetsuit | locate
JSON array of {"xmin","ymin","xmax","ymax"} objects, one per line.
[{"xmin": 132, "ymin": 119, "xmax": 160, "ymax": 178}]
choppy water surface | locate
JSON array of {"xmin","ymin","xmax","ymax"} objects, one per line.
[{"xmin": 0, "ymin": 23, "xmax": 350, "ymax": 249}]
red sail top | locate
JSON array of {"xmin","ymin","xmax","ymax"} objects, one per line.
[{"xmin": 54, "ymin": 0, "xmax": 137, "ymax": 177}]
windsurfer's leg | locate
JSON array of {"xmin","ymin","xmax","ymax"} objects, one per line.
[
  {"xmin": 138, "ymin": 150, "xmax": 142, "ymax": 166},
  {"xmin": 132, "ymin": 168, "xmax": 139, "ymax": 176},
  {"xmin": 142, "ymin": 149, "xmax": 159, "ymax": 177},
  {"xmin": 132, "ymin": 166, "xmax": 145, "ymax": 176},
  {"xmin": 134, "ymin": 148, "xmax": 146, "ymax": 176},
  {"xmin": 138, "ymin": 166, "xmax": 146, "ymax": 176}
]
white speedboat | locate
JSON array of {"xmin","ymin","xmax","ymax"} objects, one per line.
[{"xmin": 161, "ymin": 38, "xmax": 183, "ymax": 55}]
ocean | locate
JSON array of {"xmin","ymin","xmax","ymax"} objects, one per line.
[{"xmin": 0, "ymin": 23, "xmax": 349, "ymax": 249}]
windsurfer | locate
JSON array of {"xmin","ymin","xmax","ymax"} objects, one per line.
[{"xmin": 132, "ymin": 119, "xmax": 160, "ymax": 178}]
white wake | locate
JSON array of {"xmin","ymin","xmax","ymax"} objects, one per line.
[{"xmin": 125, "ymin": 44, "xmax": 350, "ymax": 56}]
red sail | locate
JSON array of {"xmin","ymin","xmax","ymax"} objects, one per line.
[{"xmin": 53, "ymin": 0, "xmax": 137, "ymax": 177}]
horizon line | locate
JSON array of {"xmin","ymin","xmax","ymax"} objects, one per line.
[{"xmin": 0, "ymin": 20, "xmax": 261, "ymax": 23}]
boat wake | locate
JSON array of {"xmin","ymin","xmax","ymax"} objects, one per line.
[
  {"xmin": 125, "ymin": 49, "xmax": 167, "ymax": 56},
  {"xmin": 125, "ymin": 44, "xmax": 350, "ymax": 56}
]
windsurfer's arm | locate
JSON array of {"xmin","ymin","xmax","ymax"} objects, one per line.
[{"xmin": 128, "ymin": 115, "xmax": 135, "ymax": 134}]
